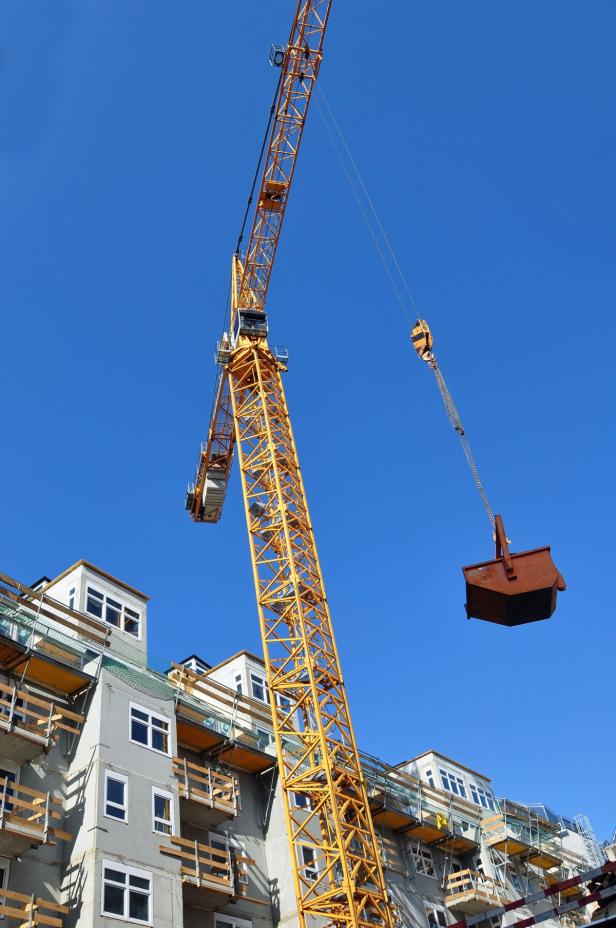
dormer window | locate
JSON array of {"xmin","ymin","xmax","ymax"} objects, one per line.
[
  {"xmin": 440, "ymin": 769, "xmax": 467, "ymax": 798},
  {"xmin": 469, "ymin": 782, "xmax": 496, "ymax": 811},
  {"xmin": 86, "ymin": 586, "xmax": 141, "ymax": 639}
]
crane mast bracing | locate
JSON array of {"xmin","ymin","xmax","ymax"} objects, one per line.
[{"xmin": 187, "ymin": 5, "xmax": 396, "ymax": 928}]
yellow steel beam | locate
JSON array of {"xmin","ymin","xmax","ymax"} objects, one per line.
[{"xmin": 227, "ymin": 332, "xmax": 395, "ymax": 928}]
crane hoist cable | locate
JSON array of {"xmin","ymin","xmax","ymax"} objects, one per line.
[
  {"xmin": 411, "ymin": 318, "xmax": 566, "ymax": 627},
  {"xmin": 411, "ymin": 320, "xmax": 495, "ymax": 528},
  {"xmin": 313, "ymin": 89, "xmax": 565, "ymax": 627}
]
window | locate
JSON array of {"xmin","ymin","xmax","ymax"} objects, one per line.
[
  {"xmin": 469, "ymin": 783, "xmax": 496, "ymax": 811},
  {"xmin": 86, "ymin": 586, "xmax": 141, "ymax": 638},
  {"xmin": 209, "ymin": 833, "xmax": 248, "ymax": 891},
  {"xmin": 425, "ymin": 904, "xmax": 448, "ymax": 928},
  {"xmin": 292, "ymin": 792, "xmax": 312, "ymax": 810},
  {"xmin": 0, "ymin": 769, "xmax": 16, "ymax": 814},
  {"xmin": 425, "ymin": 768, "xmax": 435, "ymax": 787},
  {"xmin": 300, "ymin": 845, "xmax": 319, "ymax": 882},
  {"xmin": 412, "ymin": 845, "xmax": 436, "ymax": 878},
  {"xmin": 104, "ymin": 771, "xmax": 128, "ymax": 822},
  {"xmin": 152, "ymin": 788, "xmax": 173, "ymax": 835},
  {"xmin": 215, "ymin": 916, "xmax": 252, "ymax": 928},
  {"xmin": 256, "ymin": 727, "xmax": 274, "ymax": 748},
  {"xmin": 0, "ymin": 859, "xmax": 8, "ymax": 920},
  {"xmin": 250, "ymin": 672, "xmax": 269, "ymax": 703},
  {"xmin": 68, "ymin": 587, "xmax": 76, "ymax": 611},
  {"xmin": 276, "ymin": 692, "xmax": 292, "ymax": 714},
  {"xmin": 130, "ymin": 704, "xmax": 170, "ymax": 755},
  {"xmin": 509, "ymin": 869, "xmax": 521, "ymax": 892},
  {"xmin": 440, "ymin": 769, "xmax": 467, "ymax": 798},
  {"xmin": 102, "ymin": 861, "xmax": 152, "ymax": 925},
  {"xmin": 234, "ymin": 673, "xmax": 243, "ymax": 695},
  {"xmin": 124, "ymin": 608, "xmax": 140, "ymax": 637}
]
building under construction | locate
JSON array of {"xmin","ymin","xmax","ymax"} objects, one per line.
[{"xmin": 0, "ymin": 564, "xmax": 611, "ymax": 928}]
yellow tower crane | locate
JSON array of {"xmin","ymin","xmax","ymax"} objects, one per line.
[{"xmin": 185, "ymin": 5, "xmax": 396, "ymax": 928}]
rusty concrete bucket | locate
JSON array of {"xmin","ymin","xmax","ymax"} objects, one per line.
[{"xmin": 463, "ymin": 515, "xmax": 566, "ymax": 627}]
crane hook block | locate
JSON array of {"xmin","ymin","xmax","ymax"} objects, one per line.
[{"xmin": 411, "ymin": 319, "xmax": 433, "ymax": 360}]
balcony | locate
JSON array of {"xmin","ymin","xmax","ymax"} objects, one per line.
[
  {"xmin": 544, "ymin": 870, "xmax": 582, "ymax": 898},
  {"xmin": 446, "ymin": 817, "xmax": 481, "ymax": 854},
  {"xmin": 0, "ymin": 777, "xmax": 70, "ymax": 857},
  {"xmin": 444, "ymin": 870, "xmax": 505, "ymax": 914},
  {"xmin": 0, "ymin": 889, "xmax": 68, "ymax": 926},
  {"xmin": 174, "ymin": 697, "xmax": 275, "ymax": 774},
  {"xmin": 170, "ymin": 663, "xmax": 276, "ymax": 774},
  {"xmin": 160, "ymin": 835, "xmax": 251, "ymax": 910},
  {"xmin": 482, "ymin": 811, "xmax": 562, "ymax": 870},
  {"xmin": 0, "ymin": 681, "xmax": 84, "ymax": 763},
  {"xmin": 525, "ymin": 837, "xmax": 563, "ymax": 871},
  {"xmin": 0, "ymin": 572, "xmax": 109, "ymax": 695},
  {"xmin": 482, "ymin": 813, "xmax": 534, "ymax": 857},
  {"xmin": 367, "ymin": 781, "xmax": 420, "ymax": 832},
  {"xmin": 173, "ymin": 756, "xmax": 239, "ymax": 828}
]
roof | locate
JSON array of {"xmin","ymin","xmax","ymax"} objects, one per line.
[
  {"xmin": 397, "ymin": 749, "xmax": 492, "ymax": 783},
  {"xmin": 46, "ymin": 560, "xmax": 150, "ymax": 602},
  {"xmin": 178, "ymin": 654, "xmax": 212, "ymax": 670},
  {"xmin": 205, "ymin": 649, "xmax": 265, "ymax": 676}
]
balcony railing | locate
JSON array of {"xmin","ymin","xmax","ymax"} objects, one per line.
[
  {"xmin": 482, "ymin": 812, "xmax": 562, "ymax": 869},
  {"xmin": 0, "ymin": 681, "xmax": 83, "ymax": 759},
  {"xmin": 444, "ymin": 870, "xmax": 505, "ymax": 914},
  {"xmin": 172, "ymin": 756, "xmax": 239, "ymax": 822},
  {"xmin": 0, "ymin": 889, "xmax": 68, "ymax": 926},
  {"xmin": 0, "ymin": 777, "xmax": 69, "ymax": 852},
  {"xmin": 160, "ymin": 835, "xmax": 250, "ymax": 899},
  {"xmin": 482, "ymin": 813, "xmax": 533, "ymax": 855}
]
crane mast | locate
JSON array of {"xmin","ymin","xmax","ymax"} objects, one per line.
[{"xmin": 187, "ymin": 5, "xmax": 395, "ymax": 928}]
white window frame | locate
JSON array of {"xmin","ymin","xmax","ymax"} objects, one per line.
[
  {"xmin": 425, "ymin": 903, "xmax": 448, "ymax": 928},
  {"xmin": 299, "ymin": 845, "xmax": 319, "ymax": 882},
  {"xmin": 152, "ymin": 787, "xmax": 174, "ymax": 835},
  {"xmin": 439, "ymin": 768, "xmax": 467, "ymax": 799},
  {"xmin": 0, "ymin": 857, "xmax": 10, "ymax": 920},
  {"xmin": 68, "ymin": 586, "xmax": 76, "ymax": 611},
  {"xmin": 86, "ymin": 585, "xmax": 142, "ymax": 640},
  {"xmin": 412, "ymin": 844, "xmax": 436, "ymax": 878},
  {"xmin": 292, "ymin": 791, "xmax": 312, "ymax": 811},
  {"xmin": 214, "ymin": 916, "xmax": 252, "ymax": 928},
  {"xmin": 255, "ymin": 727, "xmax": 275, "ymax": 748},
  {"xmin": 101, "ymin": 859, "xmax": 152, "ymax": 925},
  {"xmin": 250, "ymin": 671, "xmax": 269, "ymax": 704},
  {"xmin": 234, "ymin": 673, "xmax": 243, "ymax": 694},
  {"xmin": 424, "ymin": 768, "xmax": 435, "ymax": 787},
  {"xmin": 469, "ymin": 782, "xmax": 496, "ymax": 811},
  {"xmin": 104, "ymin": 770, "xmax": 128, "ymax": 823},
  {"xmin": 129, "ymin": 703, "xmax": 171, "ymax": 756}
]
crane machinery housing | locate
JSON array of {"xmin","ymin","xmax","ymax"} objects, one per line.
[{"xmin": 186, "ymin": 5, "xmax": 396, "ymax": 928}]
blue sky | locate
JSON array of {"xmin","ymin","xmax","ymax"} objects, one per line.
[{"xmin": 1, "ymin": 3, "xmax": 614, "ymax": 840}]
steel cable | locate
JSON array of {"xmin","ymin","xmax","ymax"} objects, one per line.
[{"xmin": 432, "ymin": 363, "xmax": 495, "ymax": 527}]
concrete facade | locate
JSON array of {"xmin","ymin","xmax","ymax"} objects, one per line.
[{"xmin": 0, "ymin": 563, "xmax": 606, "ymax": 928}]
